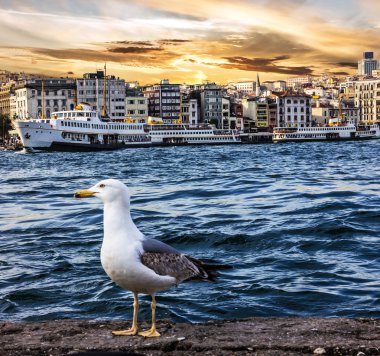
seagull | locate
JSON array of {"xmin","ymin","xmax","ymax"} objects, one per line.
[{"xmin": 74, "ymin": 178, "xmax": 231, "ymax": 337}]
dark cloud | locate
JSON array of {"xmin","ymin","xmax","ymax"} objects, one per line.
[
  {"xmin": 331, "ymin": 71, "xmax": 349, "ymax": 75},
  {"xmin": 108, "ymin": 46, "xmax": 163, "ymax": 53},
  {"xmin": 158, "ymin": 39, "xmax": 192, "ymax": 45},
  {"xmin": 29, "ymin": 46, "xmax": 179, "ymax": 69},
  {"xmin": 214, "ymin": 56, "xmax": 314, "ymax": 75},
  {"xmin": 107, "ymin": 40, "xmax": 156, "ymax": 47},
  {"xmin": 31, "ymin": 48, "xmax": 111, "ymax": 62},
  {"xmin": 336, "ymin": 62, "xmax": 357, "ymax": 68}
]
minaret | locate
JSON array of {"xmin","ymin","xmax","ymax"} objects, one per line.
[{"xmin": 256, "ymin": 73, "xmax": 261, "ymax": 97}]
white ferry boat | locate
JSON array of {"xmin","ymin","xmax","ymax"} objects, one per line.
[
  {"xmin": 14, "ymin": 103, "xmax": 241, "ymax": 150},
  {"xmin": 15, "ymin": 103, "xmax": 151, "ymax": 150},
  {"xmin": 149, "ymin": 124, "xmax": 240, "ymax": 145},
  {"xmin": 273, "ymin": 119, "xmax": 380, "ymax": 143}
]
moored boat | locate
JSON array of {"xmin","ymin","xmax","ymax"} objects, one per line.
[
  {"xmin": 273, "ymin": 119, "xmax": 380, "ymax": 143},
  {"xmin": 14, "ymin": 103, "xmax": 241, "ymax": 151},
  {"xmin": 15, "ymin": 103, "xmax": 151, "ymax": 150}
]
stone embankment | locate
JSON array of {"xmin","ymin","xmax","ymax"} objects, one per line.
[{"xmin": 1, "ymin": 317, "xmax": 379, "ymax": 355}]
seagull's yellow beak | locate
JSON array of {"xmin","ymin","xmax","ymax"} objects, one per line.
[{"xmin": 74, "ymin": 189, "xmax": 96, "ymax": 198}]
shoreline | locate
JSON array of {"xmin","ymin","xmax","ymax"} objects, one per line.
[{"xmin": 1, "ymin": 317, "xmax": 379, "ymax": 355}]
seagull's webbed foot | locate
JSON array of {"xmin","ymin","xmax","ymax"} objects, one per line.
[
  {"xmin": 138, "ymin": 326, "xmax": 160, "ymax": 338},
  {"xmin": 112, "ymin": 292, "xmax": 139, "ymax": 337},
  {"xmin": 139, "ymin": 294, "xmax": 161, "ymax": 337},
  {"xmin": 112, "ymin": 326, "xmax": 138, "ymax": 336}
]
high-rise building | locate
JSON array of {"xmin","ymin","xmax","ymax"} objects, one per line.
[{"xmin": 358, "ymin": 52, "xmax": 378, "ymax": 76}]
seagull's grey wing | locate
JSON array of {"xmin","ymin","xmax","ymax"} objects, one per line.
[
  {"xmin": 142, "ymin": 237, "xmax": 180, "ymax": 254},
  {"xmin": 140, "ymin": 238, "xmax": 207, "ymax": 282}
]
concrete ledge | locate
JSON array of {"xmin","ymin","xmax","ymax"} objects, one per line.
[{"xmin": 1, "ymin": 317, "xmax": 379, "ymax": 355}]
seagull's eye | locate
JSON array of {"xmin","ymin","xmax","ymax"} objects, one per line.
[{"xmin": 99, "ymin": 184, "xmax": 106, "ymax": 188}]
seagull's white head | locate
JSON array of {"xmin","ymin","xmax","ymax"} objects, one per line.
[{"xmin": 74, "ymin": 178, "xmax": 130, "ymax": 205}]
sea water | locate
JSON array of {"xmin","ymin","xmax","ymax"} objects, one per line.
[{"xmin": 0, "ymin": 140, "xmax": 379, "ymax": 322}]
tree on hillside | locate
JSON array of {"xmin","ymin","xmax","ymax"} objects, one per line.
[{"xmin": 0, "ymin": 114, "xmax": 13, "ymax": 143}]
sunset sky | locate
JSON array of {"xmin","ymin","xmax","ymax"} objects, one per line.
[{"xmin": 1, "ymin": 0, "xmax": 380, "ymax": 84}]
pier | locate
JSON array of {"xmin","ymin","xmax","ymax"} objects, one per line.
[{"xmin": 1, "ymin": 317, "xmax": 378, "ymax": 355}]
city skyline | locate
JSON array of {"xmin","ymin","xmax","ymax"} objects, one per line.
[{"xmin": 1, "ymin": 0, "xmax": 380, "ymax": 84}]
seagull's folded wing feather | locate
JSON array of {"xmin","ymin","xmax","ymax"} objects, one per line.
[{"xmin": 140, "ymin": 238, "xmax": 208, "ymax": 282}]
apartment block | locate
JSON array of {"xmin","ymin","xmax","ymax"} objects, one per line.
[
  {"xmin": 200, "ymin": 83, "xmax": 222, "ymax": 127},
  {"xmin": 144, "ymin": 80, "xmax": 180, "ymax": 123},
  {"xmin": 181, "ymin": 98, "xmax": 198, "ymax": 126},
  {"xmin": 0, "ymin": 81, "xmax": 15, "ymax": 117},
  {"xmin": 276, "ymin": 91, "xmax": 311, "ymax": 127},
  {"xmin": 77, "ymin": 70, "xmax": 126, "ymax": 120},
  {"xmin": 354, "ymin": 79, "xmax": 380, "ymax": 124},
  {"xmin": 125, "ymin": 96, "xmax": 148, "ymax": 121},
  {"xmin": 14, "ymin": 79, "xmax": 76, "ymax": 119}
]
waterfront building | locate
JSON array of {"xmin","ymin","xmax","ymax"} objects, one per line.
[
  {"xmin": 312, "ymin": 103, "xmax": 335, "ymax": 126},
  {"xmin": 275, "ymin": 91, "xmax": 311, "ymax": 127},
  {"xmin": 14, "ymin": 78, "xmax": 76, "ymax": 119},
  {"xmin": 354, "ymin": 78, "xmax": 380, "ymax": 124},
  {"xmin": 231, "ymin": 102, "xmax": 243, "ymax": 119},
  {"xmin": 312, "ymin": 100, "xmax": 359, "ymax": 126},
  {"xmin": 268, "ymin": 101, "xmax": 278, "ymax": 129},
  {"xmin": 144, "ymin": 79, "xmax": 181, "ymax": 123},
  {"xmin": 241, "ymin": 97, "xmax": 269, "ymax": 128},
  {"xmin": 10, "ymin": 94, "xmax": 16, "ymax": 119},
  {"xmin": 200, "ymin": 83, "xmax": 223, "ymax": 127},
  {"xmin": 77, "ymin": 70, "xmax": 126, "ymax": 120},
  {"xmin": 181, "ymin": 99, "xmax": 199, "ymax": 126},
  {"xmin": 222, "ymin": 97, "xmax": 231, "ymax": 129},
  {"xmin": 358, "ymin": 52, "xmax": 378, "ymax": 76},
  {"xmin": 0, "ymin": 81, "xmax": 15, "ymax": 117},
  {"xmin": 125, "ymin": 96, "xmax": 148, "ymax": 122}
]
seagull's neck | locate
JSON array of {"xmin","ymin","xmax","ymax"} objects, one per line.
[{"xmin": 103, "ymin": 200, "xmax": 143, "ymax": 243}]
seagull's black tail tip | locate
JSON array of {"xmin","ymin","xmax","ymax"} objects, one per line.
[{"xmin": 186, "ymin": 256, "xmax": 232, "ymax": 282}]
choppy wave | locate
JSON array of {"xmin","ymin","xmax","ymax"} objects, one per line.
[{"xmin": 0, "ymin": 140, "xmax": 379, "ymax": 322}]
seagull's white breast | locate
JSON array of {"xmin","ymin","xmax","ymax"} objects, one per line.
[{"xmin": 100, "ymin": 238, "xmax": 176, "ymax": 295}]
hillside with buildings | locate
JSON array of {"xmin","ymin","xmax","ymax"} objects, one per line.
[{"xmin": 1, "ymin": 51, "xmax": 380, "ymax": 143}]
